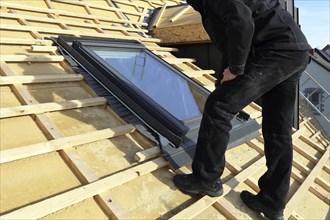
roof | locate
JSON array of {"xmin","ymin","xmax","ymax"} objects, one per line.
[
  {"xmin": 310, "ymin": 48, "xmax": 330, "ymax": 71},
  {"xmin": 1, "ymin": 1, "xmax": 329, "ymax": 219}
]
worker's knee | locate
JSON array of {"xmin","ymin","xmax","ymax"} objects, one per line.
[{"xmin": 204, "ymin": 98, "xmax": 235, "ymax": 123}]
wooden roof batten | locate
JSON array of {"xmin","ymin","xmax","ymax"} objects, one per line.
[{"xmin": 0, "ymin": 0, "xmax": 329, "ymax": 219}]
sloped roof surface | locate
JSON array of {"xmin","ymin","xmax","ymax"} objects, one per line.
[{"xmin": 0, "ymin": 1, "xmax": 329, "ymax": 219}]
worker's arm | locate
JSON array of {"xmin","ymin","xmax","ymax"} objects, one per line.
[
  {"xmin": 186, "ymin": 0, "xmax": 204, "ymax": 16},
  {"xmin": 208, "ymin": 0, "xmax": 255, "ymax": 76}
]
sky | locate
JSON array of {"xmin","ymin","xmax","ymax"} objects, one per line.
[{"xmin": 295, "ymin": 0, "xmax": 330, "ymax": 48}]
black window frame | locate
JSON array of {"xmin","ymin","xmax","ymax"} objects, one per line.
[{"xmin": 57, "ymin": 36, "xmax": 209, "ymax": 147}]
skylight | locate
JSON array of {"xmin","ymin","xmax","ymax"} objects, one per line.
[
  {"xmin": 57, "ymin": 36, "xmax": 209, "ymax": 146},
  {"xmin": 88, "ymin": 46, "xmax": 201, "ymax": 121}
]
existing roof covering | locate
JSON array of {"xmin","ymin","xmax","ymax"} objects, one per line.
[
  {"xmin": 315, "ymin": 48, "xmax": 330, "ymax": 63},
  {"xmin": 0, "ymin": 1, "xmax": 329, "ymax": 219}
]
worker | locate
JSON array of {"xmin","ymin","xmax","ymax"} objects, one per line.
[{"xmin": 173, "ymin": 0, "xmax": 311, "ymax": 219}]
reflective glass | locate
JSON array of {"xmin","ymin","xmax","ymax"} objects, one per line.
[{"xmin": 89, "ymin": 46, "xmax": 201, "ymax": 121}]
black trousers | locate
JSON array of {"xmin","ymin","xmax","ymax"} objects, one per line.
[{"xmin": 192, "ymin": 49, "xmax": 309, "ymax": 210}]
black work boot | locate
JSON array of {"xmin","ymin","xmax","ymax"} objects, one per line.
[
  {"xmin": 240, "ymin": 190, "xmax": 284, "ymax": 220},
  {"xmin": 173, "ymin": 174, "xmax": 223, "ymax": 197}
]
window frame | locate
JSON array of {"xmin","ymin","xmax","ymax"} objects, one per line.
[{"xmin": 58, "ymin": 36, "xmax": 209, "ymax": 146}]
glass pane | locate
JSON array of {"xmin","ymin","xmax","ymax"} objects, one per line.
[{"xmin": 89, "ymin": 46, "xmax": 201, "ymax": 121}]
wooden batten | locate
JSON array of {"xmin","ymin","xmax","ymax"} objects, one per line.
[
  {"xmin": 0, "ymin": 74, "xmax": 83, "ymax": 85},
  {"xmin": 0, "ymin": 55, "xmax": 65, "ymax": 62},
  {"xmin": 134, "ymin": 146, "xmax": 161, "ymax": 162},
  {"xmin": 1, "ymin": 124, "xmax": 135, "ymax": 163},
  {"xmin": 0, "ymin": 97, "xmax": 107, "ymax": 118}
]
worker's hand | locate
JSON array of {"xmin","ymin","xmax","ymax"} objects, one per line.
[{"xmin": 221, "ymin": 68, "xmax": 237, "ymax": 84}]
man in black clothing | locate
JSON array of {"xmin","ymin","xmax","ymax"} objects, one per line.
[{"xmin": 173, "ymin": 0, "xmax": 311, "ymax": 219}]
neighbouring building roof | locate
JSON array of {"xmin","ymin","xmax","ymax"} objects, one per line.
[
  {"xmin": 310, "ymin": 47, "xmax": 330, "ymax": 71},
  {"xmin": 0, "ymin": 1, "xmax": 329, "ymax": 219}
]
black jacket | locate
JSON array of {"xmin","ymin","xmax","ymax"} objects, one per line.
[{"xmin": 187, "ymin": 0, "xmax": 311, "ymax": 75}]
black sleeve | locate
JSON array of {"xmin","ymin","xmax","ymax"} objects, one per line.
[
  {"xmin": 186, "ymin": 0, "xmax": 204, "ymax": 16},
  {"xmin": 210, "ymin": 0, "xmax": 254, "ymax": 75}
]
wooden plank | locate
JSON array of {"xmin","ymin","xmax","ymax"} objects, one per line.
[
  {"xmin": 0, "ymin": 97, "xmax": 106, "ymax": 118},
  {"xmin": 203, "ymin": 74, "xmax": 217, "ymax": 83},
  {"xmin": 284, "ymin": 147, "xmax": 330, "ymax": 217},
  {"xmin": 292, "ymin": 127, "xmax": 306, "ymax": 140},
  {"xmin": 170, "ymin": 5, "xmax": 190, "ymax": 22},
  {"xmin": 249, "ymin": 102, "xmax": 262, "ymax": 111},
  {"xmin": 152, "ymin": 3, "xmax": 167, "ymax": 28},
  {"xmin": 0, "ymin": 12, "xmax": 148, "ymax": 34},
  {"xmin": 0, "ymin": 55, "xmax": 64, "ymax": 62},
  {"xmin": 210, "ymin": 160, "xmax": 260, "ymax": 219},
  {"xmin": 323, "ymin": 163, "xmax": 330, "ymax": 174},
  {"xmin": 105, "ymin": 0, "xmax": 139, "ymax": 33},
  {"xmin": 0, "ymin": 2, "xmax": 148, "ymax": 26},
  {"xmin": 1, "ymin": 23, "xmax": 74, "ymax": 34},
  {"xmin": 1, "ymin": 24, "xmax": 160, "ymax": 43},
  {"xmin": 170, "ymin": 157, "xmax": 266, "ymax": 219},
  {"xmin": 292, "ymin": 168, "xmax": 330, "ymax": 206},
  {"xmin": 134, "ymin": 146, "xmax": 161, "ymax": 162},
  {"xmin": 299, "ymin": 135, "xmax": 326, "ymax": 153},
  {"xmin": 31, "ymin": 45, "xmax": 57, "ymax": 52},
  {"xmin": 292, "ymin": 159, "xmax": 310, "ymax": 175},
  {"xmin": 0, "ymin": 61, "xmax": 128, "ymax": 218},
  {"xmin": 293, "ymin": 143, "xmax": 318, "ymax": 164},
  {"xmin": 0, "ymin": 74, "xmax": 83, "ymax": 85},
  {"xmin": 118, "ymin": 0, "xmax": 153, "ymax": 10},
  {"xmin": 182, "ymin": 70, "xmax": 215, "ymax": 78},
  {"xmin": 212, "ymin": 199, "xmax": 242, "ymax": 220},
  {"xmin": 0, "ymin": 38, "xmax": 51, "ymax": 45},
  {"xmin": 309, "ymin": 184, "xmax": 330, "ymax": 205},
  {"xmin": 139, "ymin": 7, "xmax": 148, "ymax": 23},
  {"xmin": 315, "ymin": 176, "xmax": 330, "ymax": 192},
  {"xmin": 146, "ymin": 46, "xmax": 178, "ymax": 52},
  {"xmin": 52, "ymin": 0, "xmax": 149, "ymax": 17},
  {"xmin": 163, "ymin": 57, "xmax": 195, "ymax": 64},
  {"xmin": 11, "ymin": 10, "xmax": 43, "ymax": 40},
  {"xmin": 0, "ymin": 157, "xmax": 168, "ymax": 220},
  {"xmin": 203, "ymin": 84, "xmax": 215, "ymax": 92},
  {"xmin": 44, "ymin": 0, "xmax": 55, "ymax": 9},
  {"xmin": 94, "ymin": 193, "xmax": 131, "ymax": 220},
  {"xmin": 289, "ymin": 212, "xmax": 303, "ymax": 220},
  {"xmin": 225, "ymin": 160, "xmax": 260, "ymax": 192},
  {"xmin": 0, "ymin": 124, "xmax": 135, "ymax": 164}
]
